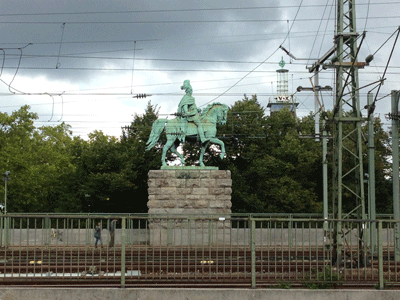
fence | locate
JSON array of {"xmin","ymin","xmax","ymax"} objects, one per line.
[{"xmin": 0, "ymin": 213, "xmax": 398, "ymax": 289}]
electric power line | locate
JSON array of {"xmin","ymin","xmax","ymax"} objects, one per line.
[
  {"xmin": 0, "ymin": 15, "xmax": 399, "ymax": 25},
  {"xmin": 0, "ymin": 2, "xmax": 398, "ymax": 17}
]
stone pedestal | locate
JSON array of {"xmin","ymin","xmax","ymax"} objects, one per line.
[{"xmin": 147, "ymin": 168, "xmax": 232, "ymax": 245}]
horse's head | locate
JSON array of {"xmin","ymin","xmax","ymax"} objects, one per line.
[
  {"xmin": 201, "ymin": 102, "xmax": 229, "ymax": 125},
  {"xmin": 216, "ymin": 104, "xmax": 229, "ymax": 125},
  {"xmin": 201, "ymin": 102, "xmax": 229, "ymax": 124}
]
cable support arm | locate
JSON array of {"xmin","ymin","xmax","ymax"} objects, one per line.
[
  {"xmin": 331, "ymin": 32, "xmax": 367, "ymax": 121},
  {"xmin": 369, "ymin": 27, "xmax": 400, "ymax": 117}
]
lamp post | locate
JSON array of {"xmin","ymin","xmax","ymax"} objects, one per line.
[
  {"xmin": 364, "ymin": 173, "xmax": 370, "ymax": 249},
  {"xmin": 3, "ymin": 171, "xmax": 10, "ymax": 215},
  {"xmin": 2, "ymin": 171, "xmax": 10, "ymax": 247}
]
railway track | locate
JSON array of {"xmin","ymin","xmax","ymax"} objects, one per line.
[{"xmin": 0, "ymin": 245, "xmax": 398, "ymax": 288}]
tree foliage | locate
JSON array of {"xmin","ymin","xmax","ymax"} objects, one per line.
[
  {"xmin": 211, "ymin": 96, "xmax": 322, "ymax": 213},
  {"xmin": 0, "ymin": 106, "xmax": 76, "ymax": 212}
]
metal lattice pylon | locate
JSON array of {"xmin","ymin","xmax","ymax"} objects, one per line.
[{"xmin": 331, "ymin": 0, "xmax": 366, "ymax": 264}]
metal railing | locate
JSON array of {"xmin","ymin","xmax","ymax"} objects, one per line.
[{"xmin": 0, "ymin": 214, "xmax": 398, "ymax": 289}]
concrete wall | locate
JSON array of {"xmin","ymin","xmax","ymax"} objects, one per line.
[
  {"xmin": 1, "ymin": 227, "xmax": 394, "ymax": 247},
  {"xmin": 0, "ymin": 288, "xmax": 399, "ymax": 300},
  {"xmin": 1, "ymin": 227, "xmax": 395, "ymax": 247}
]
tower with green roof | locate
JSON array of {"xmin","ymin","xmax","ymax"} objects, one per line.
[{"xmin": 267, "ymin": 57, "xmax": 298, "ymax": 115}]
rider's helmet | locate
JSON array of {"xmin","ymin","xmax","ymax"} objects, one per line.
[
  {"xmin": 181, "ymin": 80, "xmax": 190, "ymax": 90},
  {"xmin": 181, "ymin": 80, "xmax": 193, "ymax": 96}
]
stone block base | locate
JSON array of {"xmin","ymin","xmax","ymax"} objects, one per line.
[{"xmin": 147, "ymin": 169, "xmax": 232, "ymax": 245}]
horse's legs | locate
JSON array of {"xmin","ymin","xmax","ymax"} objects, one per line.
[
  {"xmin": 170, "ymin": 141, "xmax": 185, "ymax": 165},
  {"xmin": 162, "ymin": 138, "xmax": 175, "ymax": 166},
  {"xmin": 199, "ymin": 141, "xmax": 210, "ymax": 167},
  {"xmin": 208, "ymin": 138, "xmax": 226, "ymax": 159}
]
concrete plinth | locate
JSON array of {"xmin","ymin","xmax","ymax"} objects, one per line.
[{"xmin": 147, "ymin": 168, "xmax": 232, "ymax": 245}]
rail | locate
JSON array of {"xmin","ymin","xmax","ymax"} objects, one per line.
[{"xmin": 0, "ymin": 214, "xmax": 398, "ymax": 289}]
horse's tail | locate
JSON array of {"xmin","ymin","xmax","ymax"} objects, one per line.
[{"xmin": 146, "ymin": 119, "xmax": 167, "ymax": 151}]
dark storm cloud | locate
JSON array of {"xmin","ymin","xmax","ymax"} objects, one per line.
[{"xmin": 1, "ymin": 0, "xmax": 284, "ymax": 84}]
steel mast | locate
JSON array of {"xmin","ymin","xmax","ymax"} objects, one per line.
[{"xmin": 332, "ymin": 0, "xmax": 367, "ymax": 264}]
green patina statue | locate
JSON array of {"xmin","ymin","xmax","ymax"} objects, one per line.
[
  {"xmin": 146, "ymin": 80, "xmax": 229, "ymax": 167},
  {"xmin": 178, "ymin": 80, "xmax": 207, "ymax": 143}
]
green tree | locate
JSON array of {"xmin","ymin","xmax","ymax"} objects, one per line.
[
  {"xmin": 118, "ymin": 101, "xmax": 162, "ymax": 213},
  {"xmin": 0, "ymin": 106, "xmax": 77, "ymax": 212},
  {"xmin": 69, "ymin": 131, "xmax": 132, "ymax": 213},
  {"xmin": 214, "ymin": 96, "xmax": 322, "ymax": 214}
]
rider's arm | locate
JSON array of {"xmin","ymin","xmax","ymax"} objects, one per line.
[
  {"xmin": 181, "ymin": 104, "xmax": 195, "ymax": 117},
  {"xmin": 182, "ymin": 104, "xmax": 189, "ymax": 114}
]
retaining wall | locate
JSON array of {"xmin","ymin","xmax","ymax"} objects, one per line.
[{"xmin": 0, "ymin": 288, "xmax": 398, "ymax": 300}]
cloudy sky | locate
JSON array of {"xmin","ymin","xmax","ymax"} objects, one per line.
[{"xmin": 0, "ymin": 0, "xmax": 399, "ymax": 138}]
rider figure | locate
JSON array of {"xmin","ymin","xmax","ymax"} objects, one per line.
[{"xmin": 178, "ymin": 80, "xmax": 207, "ymax": 143}]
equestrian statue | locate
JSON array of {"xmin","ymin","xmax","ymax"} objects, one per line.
[{"xmin": 146, "ymin": 80, "xmax": 229, "ymax": 167}]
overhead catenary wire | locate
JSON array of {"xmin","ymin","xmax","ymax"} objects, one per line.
[
  {"xmin": 363, "ymin": 0, "xmax": 372, "ymax": 32},
  {"xmin": 2, "ymin": 29, "xmax": 394, "ymax": 56},
  {"xmin": 2, "ymin": 53, "xmax": 311, "ymax": 65},
  {"xmin": 0, "ymin": 2, "xmax": 398, "ymax": 17},
  {"xmin": 0, "ymin": 32, "xmax": 326, "ymax": 47},
  {"xmin": 0, "ymin": 49, "xmax": 5, "ymax": 77},
  {"xmin": 1, "ymin": 63, "xmax": 399, "ymax": 74},
  {"xmin": 55, "ymin": 23, "xmax": 66, "ymax": 69},
  {"xmin": 47, "ymin": 93, "xmax": 55, "ymax": 122},
  {"xmin": 0, "ymin": 2, "xmax": 399, "ymax": 17},
  {"xmin": 198, "ymin": 47, "xmax": 281, "ymax": 108},
  {"xmin": 317, "ymin": 0, "xmax": 334, "ymax": 58},
  {"xmin": 375, "ymin": 93, "xmax": 391, "ymax": 103},
  {"xmin": 1, "ymin": 15, "xmax": 399, "ymax": 25},
  {"xmin": 308, "ymin": 0, "xmax": 332, "ymax": 65},
  {"xmin": 4, "ymin": 51, "xmax": 400, "ymax": 70},
  {"xmin": 58, "ymin": 94, "xmax": 64, "ymax": 122},
  {"xmin": 371, "ymin": 26, "xmax": 400, "ymax": 57},
  {"xmin": 0, "ymin": 75, "xmax": 337, "ymax": 98},
  {"xmin": 130, "ymin": 41, "xmax": 137, "ymax": 95},
  {"xmin": 5, "ymin": 44, "xmax": 32, "ymax": 94},
  {"xmin": 287, "ymin": 20, "xmax": 292, "ymax": 63},
  {"xmin": 1, "ymin": 30, "xmax": 339, "ymax": 57}
]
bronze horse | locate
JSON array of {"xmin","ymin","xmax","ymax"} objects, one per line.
[{"xmin": 146, "ymin": 102, "xmax": 229, "ymax": 166}]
